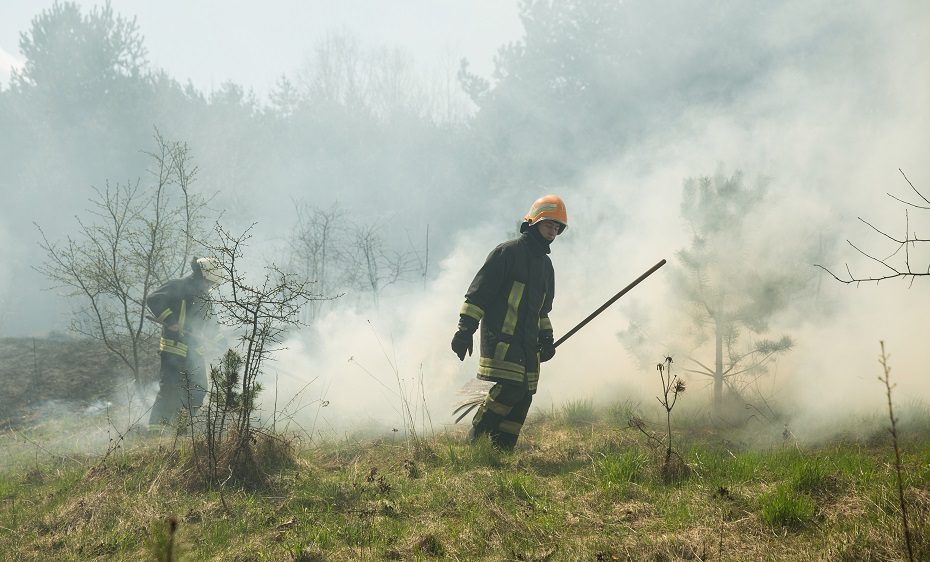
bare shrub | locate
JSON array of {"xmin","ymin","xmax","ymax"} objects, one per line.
[{"xmin": 35, "ymin": 130, "xmax": 209, "ymax": 384}]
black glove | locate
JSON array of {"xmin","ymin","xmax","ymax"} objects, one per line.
[
  {"xmin": 538, "ymin": 334, "xmax": 556, "ymax": 363},
  {"xmin": 451, "ymin": 330, "xmax": 473, "ymax": 361},
  {"xmin": 451, "ymin": 314, "xmax": 478, "ymax": 361}
]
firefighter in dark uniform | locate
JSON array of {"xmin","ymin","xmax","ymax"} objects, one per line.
[
  {"xmin": 451, "ymin": 195, "xmax": 566, "ymax": 450},
  {"xmin": 146, "ymin": 256, "xmax": 224, "ymax": 427}
]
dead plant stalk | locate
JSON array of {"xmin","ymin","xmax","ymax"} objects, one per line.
[{"xmin": 878, "ymin": 340, "xmax": 914, "ymax": 562}]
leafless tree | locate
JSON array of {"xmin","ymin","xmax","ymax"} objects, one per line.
[
  {"xmin": 297, "ymin": 30, "xmax": 433, "ymax": 123},
  {"xmin": 299, "ymin": 31, "xmax": 366, "ymax": 112},
  {"xmin": 366, "ymin": 46, "xmax": 425, "ymax": 121},
  {"xmin": 427, "ymin": 49, "xmax": 473, "ymax": 125},
  {"xmin": 289, "ymin": 201, "xmax": 347, "ymax": 322},
  {"xmin": 35, "ymin": 130, "xmax": 209, "ymax": 384},
  {"xmin": 344, "ymin": 222, "xmax": 419, "ymax": 307},
  {"xmin": 288, "ymin": 203, "xmax": 422, "ymax": 312},
  {"xmin": 405, "ymin": 224, "xmax": 431, "ymax": 289},
  {"xmin": 816, "ymin": 169, "xmax": 929, "ymax": 285}
]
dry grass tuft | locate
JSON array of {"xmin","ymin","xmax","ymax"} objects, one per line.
[
  {"xmin": 408, "ymin": 530, "xmax": 445, "ymax": 557},
  {"xmin": 181, "ymin": 430, "xmax": 296, "ymax": 490},
  {"xmin": 659, "ymin": 451, "xmax": 693, "ymax": 484}
]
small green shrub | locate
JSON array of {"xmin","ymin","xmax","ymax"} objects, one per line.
[{"xmin": 759, "ymin": 485, "xmax": 816, "ymax": 529}]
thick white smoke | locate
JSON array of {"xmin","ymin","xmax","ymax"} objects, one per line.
[
  {"xmin": 259, "ymin": 1, "xmax": 930, "ymax": 437},
  {"xmin": 264, "ymin": 233, "xmax": 502, "ymax": 436}
]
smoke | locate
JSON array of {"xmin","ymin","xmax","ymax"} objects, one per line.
[
  {"xmin": 0, "ymin": 381, "xmax": 158, "ymax": 469},
  {"xmin": 2, "ymin": 1, "xmax": 927, "ymax": 443},
  {"xmin": 0, "ymin": 221, "xmax": 11, "ymax": 331},
  {"xmin": 542, "ymin": 1, "xmax": 930, "ymax": 432},
  {"xmin": 263, "ymin": 232, "xmax": 501, "ymax": 436},
  {"xmin": 257, "ymin": 0, "xmax": 930, "ymax": 437}
]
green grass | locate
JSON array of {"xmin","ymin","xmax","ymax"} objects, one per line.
[
  {"xmin": 758, "ymin": 484, "xmax": 817, "ymax": 529},
  {"xmin": 605, "ymin": 398, "xmax": 642, "ymax": 427},
  {"xmin": 1, "ymin": 399, "xmax": 929, "ymax": 560},
  {"xmin": 560, "ymin": 398, "xmax": 598, "ymax": 426},
  {"xmin": 594, "ymin": 449, "xmax": 649, "ymax": 495},
  {"xmin": 444, "ymin": 434, "xmax": 501, "ymax": 469},
  {"xmin": 787, "ymin": 457, "xmax": 832, "ymax": 494},
  {"xmin": 494, "ymin": 471, "xmax": 542, "ymax": 505}
]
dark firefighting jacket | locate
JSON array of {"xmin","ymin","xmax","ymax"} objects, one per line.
[
  {"xmin": 459, "ymin": 231, "xmax": 554, "ymax": 394},
  {"xmin": 146, "ymin": 274, "xmax": 214, "ymax": 358}
]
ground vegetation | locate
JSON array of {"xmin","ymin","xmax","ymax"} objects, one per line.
[{"xmin": 1, "ymin": 395, "xmax": 928, "ymax": 561}]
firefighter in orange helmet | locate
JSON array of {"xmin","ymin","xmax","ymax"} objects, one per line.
[{"xmin": 451, "ymin": 195, "xmax": 567, "ymax": 450}]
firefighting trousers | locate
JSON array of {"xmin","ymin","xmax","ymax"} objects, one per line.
[
  {"xmin": 149, "ymin": 351, "xmax": 207, "ymax": 425},
  {"xmin": 470, "ymin": 381, "xmax": 533, "ymax": 450}
]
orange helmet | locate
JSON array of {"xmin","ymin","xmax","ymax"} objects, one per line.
[{"xmin": 523, "ymin": 194, "xmax": 568, "ymax": 232}]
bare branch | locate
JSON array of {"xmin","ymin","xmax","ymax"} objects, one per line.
[
  {"xmin": 886, "ymin": 192, "xmax": 930, "ymax": 210},
  {"xmin": 857, "ymin": 216, "xmax": 906, "ymax": 245},
  {"xmin": 820, "ymin": 171, "xmax": 930, "ymax": 285},
  {"xmin": 813, "ymin": 263, "xmax": 930, "ymax": 285},
  {"xmin": 899, "ymin": 168, "xmax": 930, "ymax": 207},
  {"xmin": 847, "ymin": 239, "xmax": 901, "ymax": 274},
  {"xmin": 686, "ymin": 356, "xmax": 715, "ymax": 375}
]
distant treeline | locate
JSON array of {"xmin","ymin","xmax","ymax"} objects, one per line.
[
  {"xmin": 0, "ymin": 1, "xmax": 847, "ymax": 335},
  {"xmin": 0, "ymin": 1, "xmax": 789, "ymax": 230}
]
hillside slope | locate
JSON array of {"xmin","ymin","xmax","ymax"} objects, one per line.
[
  {"xmin": 1, "ymin": 403, "xmax": 928, "ymax": 561},
  {"xmin": 0, "ymin": 336, "xmax": 158, "ymax": 423}
]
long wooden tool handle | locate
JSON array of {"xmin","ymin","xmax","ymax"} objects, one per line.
[{"xmin": 553, "ymin": 259, "xmax": 667, "ymax": 348}]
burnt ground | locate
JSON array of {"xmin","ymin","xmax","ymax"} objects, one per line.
[{"xmin": 0, "ymin": 336, "xmax": 159, "ymax": 426}]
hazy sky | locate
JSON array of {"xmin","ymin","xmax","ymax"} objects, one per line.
[{"xmin": 0, "ymin": 0, "xmax": 523, "ymax": 96}]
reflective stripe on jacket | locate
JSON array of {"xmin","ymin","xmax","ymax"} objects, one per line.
[
  {"xmin": 146, "ymin": 274, "xmax": 213, "ymax": 358},
  {"xmin": 459, "ymin": 231, "xmax": 554, "ymax": 394}
]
